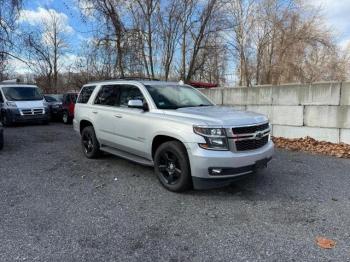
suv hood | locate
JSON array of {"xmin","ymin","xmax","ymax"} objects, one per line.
[{"xmin": 163, "ymin": 106, "xmax": 268, "ymax": 126}]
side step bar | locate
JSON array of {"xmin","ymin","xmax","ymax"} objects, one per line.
[{"xmin": 100, "ymin": 145, "xmax": 154, "ymax": 167}]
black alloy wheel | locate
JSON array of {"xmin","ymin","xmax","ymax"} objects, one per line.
[
  {"xmin": 154, "ymin": 141, "xmax": 192, "ymax": 192},
  {"xmin": 158, "ymin": 150, "xmax": 182, "ymax": 185},
  {"xmin": 81, "ymin": 126, "xmax": 100, "ymax": 158}
]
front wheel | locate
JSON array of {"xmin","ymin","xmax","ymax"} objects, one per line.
[
  {"xmin": 2, "ymin": 114, "xmax": 12, "ymax": 127},
  {"xmin": 0, "ymin": 131, "xmax": 3, "ymax": 150},
  {"xmin": 154, "ymin": 141, "xmax": 192, "ymax": 192},
  {"xmin": 81, "ymin": 126, "xmax": 101, "ymax": 158}
]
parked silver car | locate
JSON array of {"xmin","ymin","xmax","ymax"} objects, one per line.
[{"xmin": 74, "ymin": 80, "xmax": 274, "ymax": 191}]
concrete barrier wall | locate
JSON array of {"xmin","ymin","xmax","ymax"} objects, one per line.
[{"xmin": 199, "ymin": 82, "xmax": 350, "ymax": 144}]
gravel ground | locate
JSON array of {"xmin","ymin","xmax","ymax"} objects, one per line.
[{"xmin": 0, "ymin": 123, "xmax": 349, "ymax": 262}]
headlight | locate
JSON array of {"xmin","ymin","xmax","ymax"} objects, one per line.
[
  {"xmin": 6, "ymin": 101, "xmax": 17, "ymax": 108},
  {"xmin": 193, "ymin": 126, "xmax": 228, "ymax": 150}
]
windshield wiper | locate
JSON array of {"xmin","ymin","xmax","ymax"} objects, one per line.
[{"xmin": 178, "ymin": 104, "xmax": 213, "ymax": 108}]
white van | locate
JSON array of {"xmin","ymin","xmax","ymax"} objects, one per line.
[{"xmin": 0, "ymin": 82, "xmax": 49, "ymax": 126}]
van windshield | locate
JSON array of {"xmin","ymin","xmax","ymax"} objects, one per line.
[{"xmin": 2, "ymin": 86, "xmax": 43, "ymax": 101}]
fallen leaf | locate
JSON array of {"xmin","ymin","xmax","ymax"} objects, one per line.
[
  {"xmin": 272, "ymin": 137, "xmax": 350, "ymax": 159},
  {"xmin": 316, "ymin": 237, "xmax": 336, "ymax": 249}
]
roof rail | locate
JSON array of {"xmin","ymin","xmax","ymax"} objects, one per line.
[
  {"xmin": 119, "ymin": 76, "xmax": 160, "ymax": 81},
  {"xmin": 87, "ymin": 76, "xmax": 160, "ymax": 84},
  {"xmin": 0, "ymin": 79, "xmax": 20, "ymax": 84}
]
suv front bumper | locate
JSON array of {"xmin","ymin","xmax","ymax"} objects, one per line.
[{"xmin": 185, "ymin": 141, "xmax": 274, "ymax": 189}]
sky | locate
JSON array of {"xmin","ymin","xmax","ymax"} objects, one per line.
[{"xmin": 10, "ymin": 0, "xmax": 350, "ymax": 75}]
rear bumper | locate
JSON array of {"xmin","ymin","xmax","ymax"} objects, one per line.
[
  {"xmin": 4, "ymin": 108, "xmax": 49, "ymax": 123},
  {"xmin": 185, "ymin": 141, "xmax": 274, "ymax": 189}
]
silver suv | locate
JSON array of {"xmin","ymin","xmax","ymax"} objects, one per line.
[{"xmin": 74, "ymin": 80, "xmax": 274, "ymax": 192}]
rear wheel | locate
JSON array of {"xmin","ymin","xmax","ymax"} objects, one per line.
[
  {"xmin": 81, "ymin": 126, "xmax": 100, "ymax": 158},
  {"xmin": 154, "ymin": 141, "xmax": 192, "ymax": 192},
  {"xmin": 62, "ymin": 111, "xmax": 72, "ymax": 124}
]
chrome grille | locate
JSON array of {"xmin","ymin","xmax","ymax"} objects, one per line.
[
  {"xmin": 20, "ymin": 108, "xmax": 45, "ymax": 116},
  {"xmin": 235, "ymin": 136, "xmax": 269, "ymax": 151},
  {"xmin": 232, "ymin": 123, "xmax": 269, "ymax": 134},
  {"xmin": 232, "ymin": 123, "xmax": 270, "ymax": 151}
]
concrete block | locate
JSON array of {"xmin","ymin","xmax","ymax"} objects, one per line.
[
  {"xmin": 272, "ymin": 84, "xmax": 301, "ymax": 105},
  {"xmin": 304, "ymin": 106, "xmax": 350, "ymax": 128},
  {"xmin": 222, "ymin": 86, "xmax": 273, "ymax": 105},
  {"xmin": 246, "ymin": 86, "xmax": 273, "ymax": 105},
  {"xmin": 247, "ymin": 106, "xmax": 303, "ymax": 126},
  {"xmin": 340, "ymin": 82, "xmax": 350, "ymax": 105},
  {"xmin": 273, "ymin": 125, "xmax": 339, "ymax": 143},
  {"xmin": 340, "ymin": 129, "xmax": 350, "ymax": 144},
  {"xmin": 199, "ymin": 88, "xmax": 223, "ymax": 105},
  {"xmin": 223, "ymin": 88, "xmax": 247, "ymax": 105},
  {"xmin": 300, "ymin": 82, "xmax": 341, "ymax": 105},
  {"xmin": 246, "ymin": 106, "xmax": 272, "ymax": 119}
]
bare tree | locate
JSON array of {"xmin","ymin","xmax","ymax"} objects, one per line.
[
  {"xmin": 185, "ymin": 0, "xmax": 220, "ymax": 81},
  {"xmin": 158, "ymin": 0, "xmax": 181, "ymax": 80},
  {"xmin": 73, "ymin": 0, "xmax": 349, "ymax": 86},
  {"xmin": 133, "ymin": 0, "xmax": 159, "ymax": 79},
  {"xmin": 80, "ymin": 0, "xmax": 126, "ymax": 77},
  {"xmin": 22, "ymin": 9, "xmax": 69, "ymax": 92},
  {"xmin": 0, "ymin": 0, "xmax": 23, "ymax": 80}
]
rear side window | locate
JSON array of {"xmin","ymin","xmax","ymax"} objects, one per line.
[
  {"xmin": 77, "ymin": 86, "xmax": 96, "ymax": 104},
  {"xmin": 71, "ymin": 94, "xmax": 78, "ymax": 104},
  {"xmin": 63, "ymin": 94, "xmax": 71, "ymax": 104},
  {"xmin": 94, "ymin": 85, "xmax": 119, "ymax": 106}
]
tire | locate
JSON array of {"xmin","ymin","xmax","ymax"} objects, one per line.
[
  {"xmin": 62, "ymin": 111, "xmax": 72, "ymax": 124},
  {"xmin": 0, "ymin": 131, "xmax": 3, "ymax": 150},
  {"xmin": 154, "ymin": 141, "xmax": 192, "ymax": 192},
  {"xmin": 81, "ymin": 126, "xmax": 101, "ymax": 158},
  {"xmin": 2, "ymin": 113, "xmax": 12, "ymax": 127}
]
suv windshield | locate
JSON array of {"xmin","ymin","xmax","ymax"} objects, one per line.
[
  {"xmin": 145, "ymin": 84, "xmax": 213, "ymax": 109},
  {"xmin": 2, "ymin": 86, "xmax": 43, "ymax": 101},
  {"xmin": 45, "ymin": 94, "xmax": 63, "ymax": 102}
]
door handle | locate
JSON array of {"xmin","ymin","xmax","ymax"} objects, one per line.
[
  {"xmin": 92, "ymin": 111, "xmax": 98, "ymax": 114},
  {"xmin": 114, "ymin": 114, "xmax": 123, "ymax": 118}
]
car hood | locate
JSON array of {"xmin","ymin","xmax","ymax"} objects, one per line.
[
  {"xmin": 13, "ymin": 100, "xmax": 45, "ymax": 109},
  {"xmin": 48, "ymin": 101, "xmax": 62, "ymax": 106},
  {"xmin": 163, "ymin": 106, "xmax": 268, "ymax": 126}
]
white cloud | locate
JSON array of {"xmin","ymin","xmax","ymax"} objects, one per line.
[
  {"xmin": 74, "ymin": 0, "xmax": 95, "ymax": 20},
  {"xmin": 7, "ymin": 58, "xmax": 31, "ymax": 75},
  {"xmin": 309, "ymin": 0, "xmax": 350, "ymax": 48},
  {"xmin": 19, "ymin": 7, "xmax": 74, "ymax": 34}
]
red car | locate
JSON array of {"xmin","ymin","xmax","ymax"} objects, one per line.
[
  {"xmin": 188, "ymin": 81, "xmax": 218, "ymax": 89},
  {"xmin": 62, "ymin": 92, "xmax": 78, "ymax": 124}
]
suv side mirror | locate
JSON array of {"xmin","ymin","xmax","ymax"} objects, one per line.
[
  {"xmin": 128, "ymin": 99, "xmax": 143, "ymax": 108},
  {"xmin": 128, "ymin": 99, "xmax": 149, "ymax": 111}
]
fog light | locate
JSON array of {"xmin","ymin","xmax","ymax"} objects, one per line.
[{"xmin": 211, "ymin": 168, "xmax": 222, "ymax": 175}]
